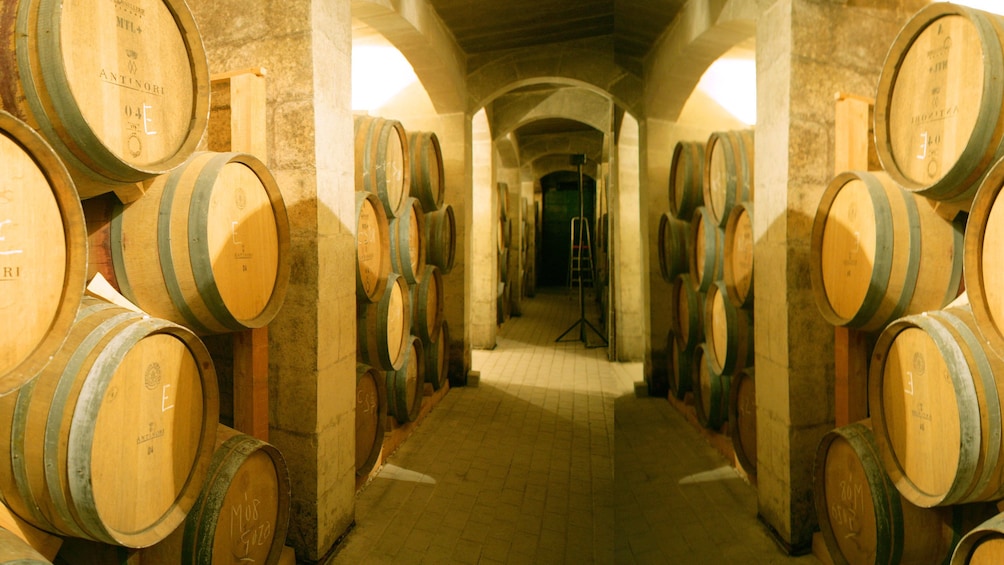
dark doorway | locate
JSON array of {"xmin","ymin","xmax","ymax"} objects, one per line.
[{"xmin": 538, "ymin": 171, "xmax": 596, "ymax": 287}]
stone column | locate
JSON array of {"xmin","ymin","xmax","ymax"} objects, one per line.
[
  {"xmin": 644, "ymin": 118, "xmax": 675, "ymax": 391},
  {"xmin": 754, "ymin": 0, "xmax": 925, "ymax": 551},
  {"xmin": 434, "ymin": 113, "xmax": 475, "ymax": 384},
  {"xmin": 613, "ymin": 114, "xmax": 646, "ymax": 361},
  {"xmin": 470, "ymin": 111, "xmax": 497, "ymax": 348},
  {"xmin": 189, "ymin": 0, "xmax": 356, "ymax": 560}
]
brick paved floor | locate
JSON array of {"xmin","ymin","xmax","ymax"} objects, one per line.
[{"xmin": 326, "ymin": 288, "xmax": 820, "ymax": 564}]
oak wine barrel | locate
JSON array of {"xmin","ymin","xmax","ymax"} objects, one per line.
[
  {"xmin": 658, "ymin": 212, "xmax": 690, "ymax": 283},
  {"xmin": 874, "ymin": 3, "xmax": 1004, "ymax": 218},
  {"xmin": 89, "ymin": 151, "xmax": 291, "ymax": 335},
  {"xmin": 704, "ymin": 281, "xmax": 754, "ymax": 377},
  {"xmin": 357, "ymin": 272, "xmax": 411, "ymax": 372},
  {"xmin": 692, "ymin": 343, "xmax": 729, "ymax": 430},
  {"xmin": 728, "ymin": 367, "xmax": 756, "ymax": 478},
  {"xmin": 175, "ymin": 425, "xmax": 290, "ymax": 565},
  {"xmin": 0, "ymin": 297, "xmax": 218, "ymax": 547},
  {"xmin": 952, "ymin": 512, "xmax": 1004, "ymax": 564},
  {"xmin": 408, "ymin": 131, "xmax": 445, "ymax": 213},
  {"xmin": 668, "ymin": 140, "xmax": 705, "ymax": 221},
  {"xmin": 690, "ymin": 207, "xmax": 724, "ymax": 293},
  {"xmin": 723, "ymin": 201, "xmax": 754, "ymax": 309},
  {"xmin": 810, "ymin": 170, "xmax": 963, "ymax": 332},
  {"xmin": 355, "ymin": 191, "xmax": 390, "ymax": 304},
  {"xmin": 354, "ymin": 115, "xmax": 410, "ymax": 219},
  {"xmin": 497, "ymin": 182, "xmax": 510, "ymax": 222},
  {"xmin": 0, "ymin": 110, "xmax": 87, "ymax": 395},
  {"xmin": 386, "ymin": 335, "xmax": 425, "ymax": 424},
  {"xmin": 869, "ymin": 295, "xmax": 1004, "ymax": 507},
  {"xmin": 703, "ymin": 129, "xmax": 754, "ymax": 228},
  {"xmin": 411, "ymin": 265, "xmax": 444, "ymax": 345},
  {"xmin": 963, "ymin": 155, "xmax": 1004, "ymax": 360},
  {"xmin": 0, "ymin": 0, "xmax": 210, "ymax": 199},
  {"xmin": 425, "ymin": 320, "xmax": 450, "ymax": 391},
  {"xmin": 355, "ymin": 363, "xmax": 387, "ymax": 477},
  {"xmin": 668, "ymin": 332, "xmax": 693, "ymax": 400},
  {"xmin": 425, "ymin": 204, "xmax": 456, "ymax": 274},
  {"xmin": 389, "ymin": 197, "xmax": 426, "ymax": 285},
  {"xmin": 0, "ymin": 526, "xmax": 48, "ymax": 564},
  {"xmin": 814, "ymin": 421, "xmax": 992, "ymax": 565},
  {"xmin": 671, "ymin": 273, "xmax": 703, "ymax": 352}
]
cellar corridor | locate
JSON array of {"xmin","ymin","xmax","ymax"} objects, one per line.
[{"xmin": 326, "ymin": 289, "xmax": 820, "ymax": 564}]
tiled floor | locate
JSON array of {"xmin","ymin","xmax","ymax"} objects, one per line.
[{"xmin": 326, "ymin": 288, "xmax": 820, "ymax": 564}]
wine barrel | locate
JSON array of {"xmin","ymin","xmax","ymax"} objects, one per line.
[
  {"xmin": 658, "ymin": 213, "xmax": 690, "ymax": 283},
  {"xmin": 814, "ymin": 421, "xmax": 991, "ymax": 565},
  {"xmin": 425, "ymin": 320, "xmax": 450, "ymax": 391},
  {"xmin": 0, "ymin": 0, "xmax": 209, "ymax": 199},
  {"xmin": 425, "ymin": 204, "xmax": 456, "ymax": 274},
  {"xmin": 354, "ymin": 115, "xmax": 409, "ymax": 219},
  {"xmin": 0, "ymin": 526, "xmax": 48, "ymax": 564},
  {"xmin": 387, "ymin": 335, "xmax": 425, "ymax": 424},
  {"xmin": 869, "ymin": 295, "xmax": 1004, "ymax": 507},
  {"xmin": 497, "ymin": 215, "xmax": 508, "ymax": 255},
  {"xmin": 690, "ymin": 207, "xmax": 724, "ymax": 293},
  {"xmin": 724, "ymin": 201, "xmax": 754, "ymax": 309},
  {"xmin": 964, "ymin": 155, "xmax": 1004, "ymax": 360},
  {"xmin": 704, "ymin": 281, "xmax": 754, "ymax": 376},
  {"xmin": 355, "ymin": 364, "xmax": 387, "ymax": 477},
  {"xmin": 671, "ymin": 273, "xmax": 703, "ymax": 352},
  {"xmin": 411, "ymin": 266, "xmax": 444, "ymax": 345},
  {"xmin": 93, "ymin": 151, "xmax": 291, "ymax": 336},
  {"xmin": 874, "ymin": 3, "xmax": 1004, "ymax": 217},
  {"xmin": 692, "ymin": 343, "xmax": 729, "ymax": 430},
  {"xmin": 810, "ymin": 170, "xmax": 964, "ymax": 332},
  {"xmin": 389, "ymin": 197, "xmax": 426, "ymax": 285},
  {"xmin": 497, "ymin": 182, "xmax": 510, "ymax": 222},
  {"xmin": 357, "ymin": 272, "xmax": 411, "ymax": 372},
  {"xmin": 703, "ymin": 129, "xmax": 754, "ymax": 228},
  {"xmin": 173, "ymin": 425, "xmax": 290, "ymax": 565},
  {"xmin": 0, "ymin": 111, "xmax": 87, "ymax": 395},
  {"xmin": 0, "ymin": 297, "xmax": 218, "ymax": 547},
  {"xmin": 728, "ymin": 367, "xmax": 756, "ymax": 478},
  {"xmin": 408, "ymin": 131, "xmax": 445, "ymax": 213},
  {"xmin": 668, "ymin": 333, "xmax": 693, "ymax": 400},
  {"xmin": 668, "ymin": 140, "xmax": 705, "ymax": 221},
  {"xmin": 355, "ymin": 191, "xmax": 390, "ymax": 304},
  {"xmin": 952, "ymin": 512, "xmax": 1004, "ymax": 564}
]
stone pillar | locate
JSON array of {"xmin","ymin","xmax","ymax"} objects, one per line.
[
  {"xmin": 613, "ymin": 114, "xmax": 646, "ymax": 362},
  {"xmin": 470, "ymin": 110, "xmax": 497, "ymax": 348},
  {"xmin": 754, "ymin": 0, "xmax": 925, "ymax": 551},
  {"xmin": 433, "ymin": 113, "xmax": 474, "ymax": 384},
  {"xmin": 189, "ymin": 0, "xmax": 356, "ymax": 560},
  {"xmin": 644, "ymin": 118, "xmax": 675, "ymax": 391}
]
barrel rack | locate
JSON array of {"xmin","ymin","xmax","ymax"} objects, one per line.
[
  {"xmin": 832, "ymin": 92, "xmax": 875, "ymax": 428},
  {"xmin": 208, "ymin": 67, "xmax": 272, "ymax": 442}
]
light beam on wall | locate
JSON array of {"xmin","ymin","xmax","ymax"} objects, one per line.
[
  {"xmin": 352, "ymin": 45, "xmax": 419, "ymax": 112},
  {"xmin": 696, "ymin": 58, "xmax": 757, "ymax": 126}
]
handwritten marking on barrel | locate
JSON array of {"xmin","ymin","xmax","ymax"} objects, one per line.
[{"xmin": 230, "ymin": 493, "xmax": 273, "ymax": 561}]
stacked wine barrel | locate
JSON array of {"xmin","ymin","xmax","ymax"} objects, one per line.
[
  {"xmin": 353, "ymin": 118, "xmax": 454, "ymax": 478},
  {"xmin": 496, "ymin": 182, "xmax": 512, "ymax": 324},
  {"xmin": 661, "ymin": 129, "xmax": 757, "ymax": 477},
  {"xmin": 0, "ymin": 2, "xmax": 293, "ymax": 562},
  {"xmin": 808, "ymin": 5, "xmax": 1004, "ymax": 564}
]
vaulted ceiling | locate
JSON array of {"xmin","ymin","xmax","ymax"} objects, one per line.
[
  {"xmin": 425, "ymin": 0, "xmax": 686, "ymax": 169},
  {"xmin": 427, "ymin": 0, "xmax": 686, "ymax": 76}
]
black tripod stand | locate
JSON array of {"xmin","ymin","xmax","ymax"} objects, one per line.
[{"xmin": 556, "ymin": 154, "xmax": 607, "ymax": 348}]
